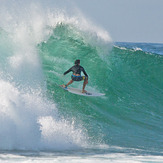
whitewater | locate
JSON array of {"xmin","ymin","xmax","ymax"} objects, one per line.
[{"xmin": 0, "ymin": 0, "xmax": 163, "ymax": 162}]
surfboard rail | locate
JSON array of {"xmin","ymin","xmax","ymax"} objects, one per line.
[{"xmin": 59, "ymin": 85, "xmax": 105, "ymax": 97}]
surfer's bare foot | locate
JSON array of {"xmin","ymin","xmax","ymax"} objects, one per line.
[
  {"xmin": 82, "ymin": 90, "xmax": 87, "ymax": 93},
  {"xmin": 61, "ymin": 84, "xmax": 67, "ymax": 88}
]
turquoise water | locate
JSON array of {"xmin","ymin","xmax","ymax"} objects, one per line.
[
  {"xmin": 0, "ymin": 0, "xmax": 162, "ymax": 162},
  {"xmin": 39, "ymin": 24, "xmax": 163, "ymax": 153}
]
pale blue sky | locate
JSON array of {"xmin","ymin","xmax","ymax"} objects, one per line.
[{"xmin": 72, "ymin": 0, "xmax": 163, "ymax": 43}]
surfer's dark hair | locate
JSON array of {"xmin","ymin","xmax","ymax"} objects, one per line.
[{"xmin": 75, "ymin": 59, "xmax": 80, "ymax": 65}]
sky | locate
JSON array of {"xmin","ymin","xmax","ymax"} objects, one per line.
[{"xmin": 72, "ymin": 0, "xmax": 163, "ymax": 43}]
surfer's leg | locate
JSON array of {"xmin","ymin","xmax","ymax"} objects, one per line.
[
  {"xmin": 65, "ymin": 79, "xmax": 73, "ymax": 87},
  {"xmin": 82, "ymin": 77, "xmax": 88, "ymax": 93}
]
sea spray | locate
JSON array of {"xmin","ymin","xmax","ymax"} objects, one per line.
[
  {"xmin": 0, "ymin": 0, "xmax": 101, "ymax": 150},
  {"xmin": 0, "ymin": 0, "xmax": 162, "ymax": 157}
]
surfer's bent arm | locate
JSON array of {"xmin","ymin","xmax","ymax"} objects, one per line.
[
  {"xmin": 82, "ymin": 68, "xmax": 88, "ymax": 78},
  {"xmin": 63, "ymin": 67, "xmax": 72, "ymax": 75}
]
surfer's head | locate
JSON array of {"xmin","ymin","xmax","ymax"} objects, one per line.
[{"xmin": 75, "ymin": 59, "xmax": 80, "ymax": 65}]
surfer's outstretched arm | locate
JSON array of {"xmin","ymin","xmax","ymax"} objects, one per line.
[{"xmin": 63, "ymin": 67, "xmax": 73, "ymax": 75}]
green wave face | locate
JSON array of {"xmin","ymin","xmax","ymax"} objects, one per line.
[
  {"xmin": 39, "ymin": 24, "xmax": 163, "ymax": 152},
  {"xmin": 0, "ymin": 1, "xmax": 162, "ymax": 154}
]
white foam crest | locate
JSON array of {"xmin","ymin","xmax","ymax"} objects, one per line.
[
  {"xmin": 38, "ymin": 116, "xmax": 86, "ymax": 150},
  {"xmin": 0, "ymin": 2, "xmax": 47, "ymax": 88},
  {"xmin": 0, "ymin": 0, "xmax": 113, "ymax": 66},
  {"xmin": 133, "ymin": 47, "xmax": 143, "ymax": 51},
  {"xmin": 0, "ymin": 1, "xmax": 88, "ymax": 150},
  {"xmin": 0, "ymin": 80, "xmax": 54, "ymax": 150},
  {"xmin": 114, "ymin": 45, "xmax": 127, "ymax": 50},
  {"xmin": 0, "ymin": 79, "xmax": 86, "ymax": 150},
  {"xmin": 76, "ymin": 15, "xmax": 112, "ymax": 43},
  {"xmin": 0, "ymin": 152, "xmax": 163, "ymax": 163},
  {"xmin": 0, "ymin": 0, "xmax": 112, "ymax": 43}
]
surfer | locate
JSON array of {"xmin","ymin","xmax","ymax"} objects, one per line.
[{"xmin": 62, "ymin": 59, "xmax": 88, "ymax": 93}]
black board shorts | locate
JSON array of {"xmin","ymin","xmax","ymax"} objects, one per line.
[{"xmin": 71, "ymin": 75, "xmax": 86, "ymax": 81}]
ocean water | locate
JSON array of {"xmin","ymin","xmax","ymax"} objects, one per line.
[{"xmin": 0, "ymin": 1, "xmax": 163, "ymax": 162}]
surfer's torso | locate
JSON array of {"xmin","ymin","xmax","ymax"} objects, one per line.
[{"xmin": 64, "ymin": 65, "xmax": 88, "ymax": 77}]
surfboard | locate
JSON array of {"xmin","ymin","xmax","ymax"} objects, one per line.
[{"xmin": 59, "ymin": 85, "xmax": 105, "ymax": 97}]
